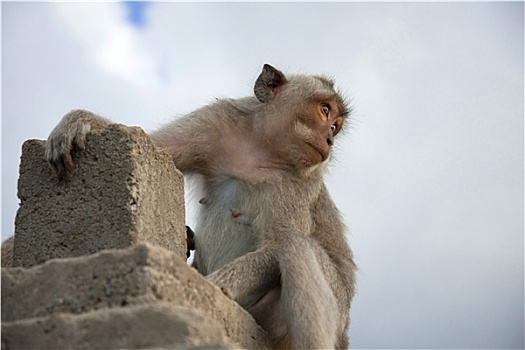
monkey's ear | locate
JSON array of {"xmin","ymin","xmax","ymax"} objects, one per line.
[{"xmin": 254, "ymin": 64, "xmax": 287, "ymax": 103}]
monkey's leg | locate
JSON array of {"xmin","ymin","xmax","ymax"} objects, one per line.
[
  {"xmin": 207, "ymin": 236, "xmax": 339, "ymax": 349},
  {"xmin": 276, "ymin": 235, "xmax": 339, "ymax": 349},
  {"xmin": 205, "ymin": 248, "xmax": 279, "ymax": 299}
]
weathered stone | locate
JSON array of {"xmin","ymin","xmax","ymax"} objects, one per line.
[
  {"xmin": 12, "ymin": 124, "xmax": 186, "ymax": 267},
  {"xmin": 3, "ymin": 122, "xmax": 271, "ymax": 349},
  {"xmin": 1, "ymin": 243, "xmax": 269, "ymax": 349},
  {"xmin": 1, "ymin": 303, "xmax": 232, "ymax": 349}
]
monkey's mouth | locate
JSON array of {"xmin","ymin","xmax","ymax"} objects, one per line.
[{"xmin": 305, "ymin": 142, "xmax": 328, "ymax": 162}]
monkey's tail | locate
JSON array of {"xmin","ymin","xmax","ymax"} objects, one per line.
[{"xmin": 278, "ymin": 235, "xmax": 338, "ymax": 349}]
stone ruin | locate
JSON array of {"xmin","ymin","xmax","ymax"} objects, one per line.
[{"xmin": 1, "ymin": 124, "xmax": 269, "ymax": 349}]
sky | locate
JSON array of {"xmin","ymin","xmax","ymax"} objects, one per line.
[{"xmin": 1, "ymin": 2, "xmax": 523, "ymax": 349}]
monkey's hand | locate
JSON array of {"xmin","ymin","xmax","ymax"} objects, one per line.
[
  {"xmin": 45, "ymin": 109, "xmax": 112, "ymax": 181},
  {"xmin": 219, "ymin": 286, "xmax": 234, "ymax": 299},
  {"xmin": 206, "ymin": 271, "xmax": 234, "ymax": 299},
  {"xmin": 185, "ymin": 226, "xmax": 196, "ymax": 258}
]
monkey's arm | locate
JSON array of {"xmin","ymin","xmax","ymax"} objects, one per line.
[
  {"xmin": 149, "ymin": 105, "xmax": 233, "ymax": 174},
  {"xmin": 46, "ymin": 109, "xmax": 113, "ymax": 181},
  {"xmin": 310, "ymin": 185, "xmax": 356, "ymax": 349},
  {"xmin": 207, "ymin": 229, "xmax": 340, "ymax": 350},
  {"xmin": 46, "ymin": 105, "xmax": 227, "ymax": 179},
  {"xmin": 311, "ymin": 185, "xmax": 356, "ymax": 302}
]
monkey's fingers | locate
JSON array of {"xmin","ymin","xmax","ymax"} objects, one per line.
[
  {"xmin": 47, "ymin": 153, "xmax": 63, "ymax": 181},
  {"xmin": 56, "ymin": 151, "xmax": 74, "ymax": 182},
  {"xmin": 71, "ymin": 124, "xmax": 89, "ymax": 152},
  {"xmin": 186, "ymin": 226, "xmax": 195, "ymax": 249},
  {"xmin": 45, "ymin": 109, "xmax": 112, "ymax": 181},
  {"xmin": 205, "ymin": 271, "xmax": 234, "ymax": 300},
  {"xmin": 220, "ymin": 286, "xmax": 233, "ymax": 299},
  {"xmin": 45, "ymin": 138, "xmax": 73, "ymax": 182},
  {"xmin": 186, "ymin": 226, "xmax": 196, "ymax": 258}
]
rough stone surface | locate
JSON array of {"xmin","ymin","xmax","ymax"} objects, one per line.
[
  {"xmin": 12, "ymin": 124, "xmax": 186, "ymax": 267},
  {"xmin": 2, "ymin": 124, "xmax": 270, "ymax": 349},
  {"xmin": 1, "ymin": 244, "xmax": 268, "ymax": 349},
  {"xmin": 1, "ymin": 303, "xmax": 231, "ymax": 349}
]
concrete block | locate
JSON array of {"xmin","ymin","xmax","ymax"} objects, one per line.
[
  {"xmin": 1, "ymin": 244, "xmax": 268, "ymax": 349},
  {"xmin": 1, "ymin": 303, "xmax": 231, "ymax": 349},
  {"xmin": 12, "ymin": 124, "xmax": 186, "ymax": 267}
]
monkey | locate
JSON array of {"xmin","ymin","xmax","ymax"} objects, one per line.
[
  {"xmin": 1, "ymin": 236, "xmax": 14, "ymax": 267},
  {"xmin": 44, "ymin": 64, "xmax": 357, "ymax": 349}
]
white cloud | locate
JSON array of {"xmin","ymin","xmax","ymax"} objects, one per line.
[{"xmin": 53, "ymin": 3, "xmax": 160, "ymax": 89}]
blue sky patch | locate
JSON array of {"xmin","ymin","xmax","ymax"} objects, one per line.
[{"xmin": 123, "ymin": 2, "xmax": 150, "ymax": 28}]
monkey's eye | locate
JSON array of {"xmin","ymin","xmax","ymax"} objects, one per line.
[
  {"xmin": 331, "ymin": 124, "xmax": 337, "ymax": 133},
  {"xmin": 321, "ymin": 104, "xmax": 330, "ymax": 117}
]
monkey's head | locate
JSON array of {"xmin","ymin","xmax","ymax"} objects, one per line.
[{"xmin": 254, "ymin": 64, "xmax": 349, "ymax": 170}]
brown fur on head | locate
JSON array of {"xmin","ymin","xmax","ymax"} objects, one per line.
[{"xmin": 254, "ymin": 64, "xmax": 350, "ymax": 170}]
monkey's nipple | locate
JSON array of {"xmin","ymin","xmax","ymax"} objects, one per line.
[{"xmin": 231, "ymin": 209, "xmax": 242, "ymax": 218}]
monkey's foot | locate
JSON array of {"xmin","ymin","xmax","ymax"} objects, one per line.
[{"xmin": 220, "ymin": 286, "xmax": 233, "ymax": 299}]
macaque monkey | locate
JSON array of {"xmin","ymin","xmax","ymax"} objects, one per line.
[
  {"xmin": 45, "ymin": 64, "xmax": 357, "ymax": 349},
  {"xmin": 1, "ymin": 236, "xmax": 14, "ymax": 267}
]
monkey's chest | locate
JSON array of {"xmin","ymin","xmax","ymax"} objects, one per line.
[{"xmin": 193, "ymin": 180, "xmax": 259, "ymax": 275}]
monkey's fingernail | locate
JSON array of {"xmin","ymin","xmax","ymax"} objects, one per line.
[{"xmin": 220, "ymin": 287, "xmax": 233, "ymax": 299}]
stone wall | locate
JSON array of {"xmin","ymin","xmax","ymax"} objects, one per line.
[{"xmin": 1, "ymin": 125, "xmax": 268, "ymax": 349}]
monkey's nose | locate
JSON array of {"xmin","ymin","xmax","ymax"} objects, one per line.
[{"xmin": 326, "ymin": 135, "xmax": 334, "ymax": 147}]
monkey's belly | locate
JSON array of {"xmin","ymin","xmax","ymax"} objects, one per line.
[{"xmin": 194, "ymin": 203, "xmax": 257, "ymax": 276}]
